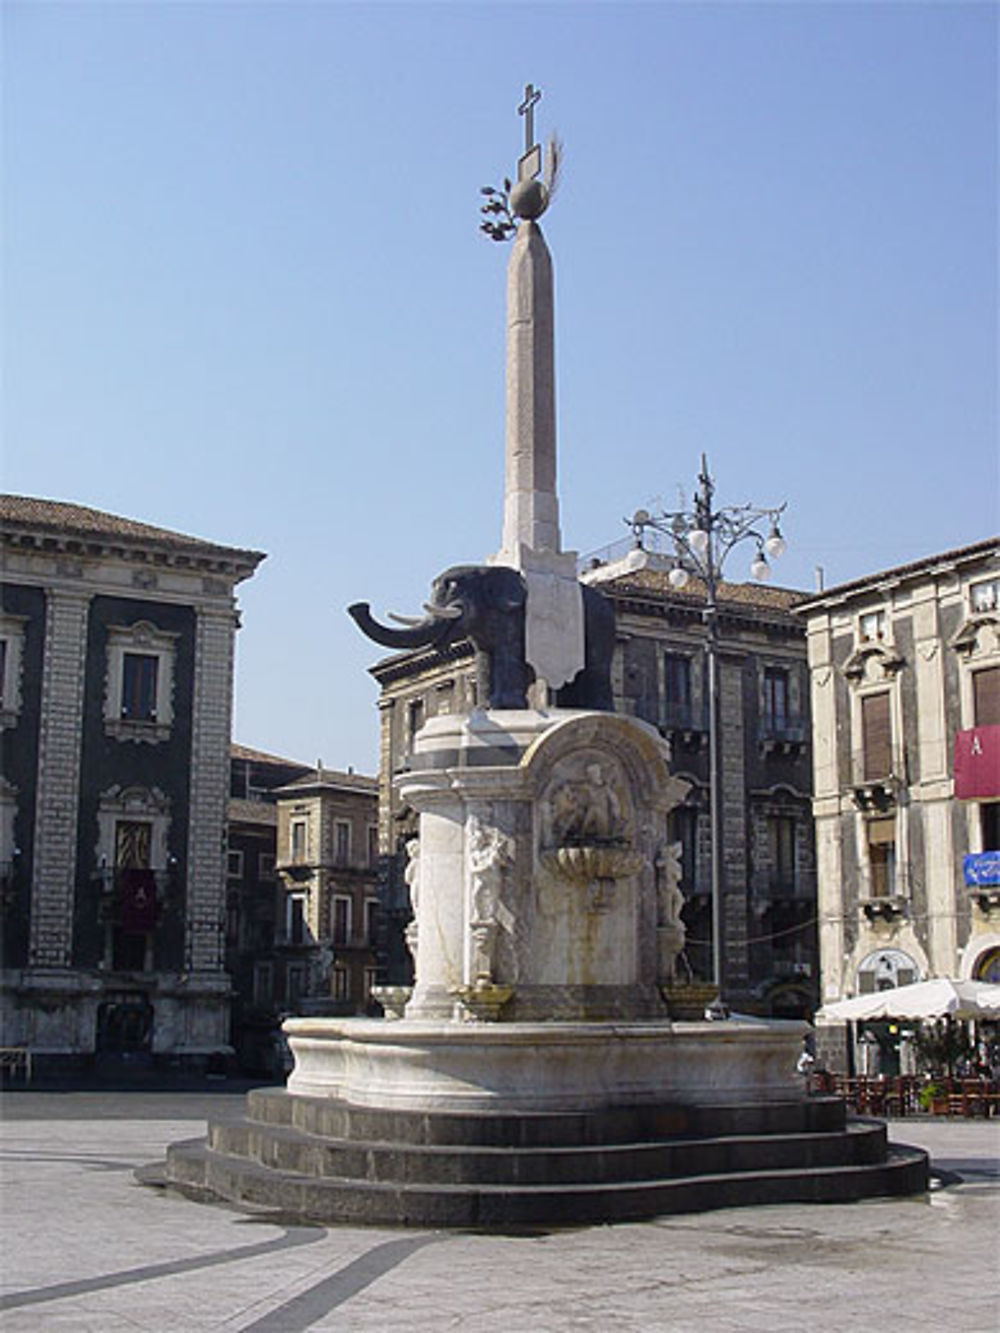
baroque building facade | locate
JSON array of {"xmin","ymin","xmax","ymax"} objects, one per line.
[
  {"xmin": 370, "ymin": 564, "xmax": 817, "ymax": 1016},
  {"xmin": 273, "ymin": 765, "xmax": 380, "ymax": 1018},
  {"xmin": 0, "ymin": 496, "xmax": 264, "ymax": 1071},
  {"xmin": 798, "ymin": 539, "xmax": 1000, "ymax": 1070}
]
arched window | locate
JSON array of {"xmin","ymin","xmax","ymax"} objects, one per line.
[
  {"xmin": 973, "ymin": 947, "xmax": 1000, "ymax": 984},
  {"xmin": 857, "ymin": 948, "xmax": 918, "ymax": 994}
]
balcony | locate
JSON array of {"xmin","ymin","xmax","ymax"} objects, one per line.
[
  {"xmin": 330, "ymin": 934, "xmax": 378, "ymax": 954},
  {"xmin": 850, "ymin": 747, "xmax": 906, "ymax": 811},
  {"xmin": 753, "ymin": 871, "xmax": 817, "ymax": 904},
  {"xmin": 661, "ymin": 701, "xmax": 708, "ymax": 743},
  {"xmin": 772, "ymin": 959, "xmax": 813, "ymax": 980},
  {"xmin": 861, "ymin": 895, "xmax": 908, "ymax": 925},
  {"xmin": 758, "ymin": 714, "xmax": 808, "ymax": 754}
]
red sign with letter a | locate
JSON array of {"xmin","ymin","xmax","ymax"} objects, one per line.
[{"xmin": 954, "ymin": 726, "xmax": 1000, "ymax": 799}]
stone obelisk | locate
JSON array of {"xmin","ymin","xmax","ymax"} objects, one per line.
[
  {"xmin": 492, "ymin": 85, "xmax": 584, "ymax": 695},
  {"xmin": 500, "ymin": 219, "xmax": 559, "ymax": 559}
]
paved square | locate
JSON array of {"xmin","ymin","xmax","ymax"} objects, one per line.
[{"xmin": 1, "ymin": 1089, "xmax": 997, "ymax": 1331}]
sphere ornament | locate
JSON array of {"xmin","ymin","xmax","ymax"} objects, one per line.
[{"xmin": 510, "ymin": 177, "xmax": 550, "ymax": 221}]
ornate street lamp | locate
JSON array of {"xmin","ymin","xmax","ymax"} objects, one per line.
[{"xmin": 627, "ymin": 455, "xmax": 788, "ymax": 997}]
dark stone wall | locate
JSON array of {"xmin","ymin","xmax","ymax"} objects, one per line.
[
  {"xmin": 617, "ymin": 623, "xmax": 815, "ymax": 1010},
  {"xmin": 1, "ymin": 583, "xmax": 46, "ymax": 967},
  {"xmin": 621, "ymin": 635, "xmax": 660, "ymax": 728},
  {"xmin": 72, "ymin": 596, "xmax": 196, "ymax": 971}
]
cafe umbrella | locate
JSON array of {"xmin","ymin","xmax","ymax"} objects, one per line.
[
  {"xmin": 817, "ymin": 978, "xmax": 1000, "ymax": 1022},
  {"xmin": 818, "ymin": 978, "xmax": 1000, "ymax": 1079}
]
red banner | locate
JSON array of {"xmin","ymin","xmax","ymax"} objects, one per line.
[
  {"xmin": 954, "ymin": 726, "xmax": 1000, "ymax": 800},
  {"xmin": 119, "ymin": 868, "xmax": 157, "ymax": 934}
]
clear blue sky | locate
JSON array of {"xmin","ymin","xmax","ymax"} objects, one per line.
[{"xmin": 4, "ymin": 1, "xmax": 997, "ymax": 773}]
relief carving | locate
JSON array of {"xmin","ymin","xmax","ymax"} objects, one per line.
[{"xmin": 539, "ymin": 754, "xmax": 643, "ymax": 887}]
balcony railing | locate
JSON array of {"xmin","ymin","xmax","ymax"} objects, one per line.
[
  {"xmin": 751, "ymin": 871, "xmax": 817, "ymax": 902},
  {"xmin": 851, "ymin": 746, "xmax": 907, "ymax": 787},
  {"xmin": 758, "ymin": 714, "xmax": 808, "ymax": 748},
  {"xmin": 661, "ymin": 701, "xmax": 708, "ymax": 733}
]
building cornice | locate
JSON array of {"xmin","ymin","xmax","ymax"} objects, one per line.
[{"xmin": 793, "ymin": 538, "xmax": 999, "ymax": 615}]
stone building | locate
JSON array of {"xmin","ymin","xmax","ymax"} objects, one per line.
[
  {"xmin": 797, "ymin": 538, "xmax": 1000, "ymax": 1070},
  {"xmin": 370, "ymin": 562, "xmax": 817, "ymax": 1016},
  {"xmin": 273, "ymin": 765, "xmax": 380, "ymax": 1018},
  {"xmin": 226, "ymin": 743, "xmax": 310, "ymax": 1071},
  {"xmin": 0, "ymin": 496, "xmax": 264, "ymax": 1071}
]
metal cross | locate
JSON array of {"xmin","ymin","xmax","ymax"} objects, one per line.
[{"xmin": 518, "ymin": 83, "xmax": 541, "ymax": 154}]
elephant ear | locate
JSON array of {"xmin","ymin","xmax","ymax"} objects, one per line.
[{"xmin": 492, "ymin": 568, "xmax": 528, "ymax": 612}]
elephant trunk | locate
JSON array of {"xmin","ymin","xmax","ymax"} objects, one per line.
[{"xmin": 347, "ymin": 602, "xmax": 451, "ymax": 650}]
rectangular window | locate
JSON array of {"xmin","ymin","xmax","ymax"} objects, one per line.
[
  {"xmin": 973, "ymin": 666, "xmax": 1000, "ymax": 727},
  {"xmin": 367, "ymin": 825, "xmax": 379, "ymax": 869},
  {"xmin": 982, "ymin": 803, "xmax": 1000, "ymax": 853},
  {"xmin": 331, "ymin": 967, "xmax": 349, "ymax": 1001},
  {"xmin": 334, "ymin": 820, "xmax": 351, "ymax": 867},
  {"xmin": 332, "ymin": 894, "xmax": 352, "ymax": 946},
  {"xmin": 258, "ymin": 852, "xmax": 276, "ymax": 880},
  {"xmin": 291, "ymin": 819, "xmax": 307, "ymax": 863},
  {"xmin": 971, "ymin": 578, "xmax": 999, "ymax": 613},
  {"xmin": 767, "ymin": 816, "xmax": 796, "ymax": 888},
  {"xmin": 407, "ymin": 698, "xmax": 425, "ymax": 747},
  {"xmin": 227, "ymin": 849, "xmax": 244, "ymax": 879},
  {"xmin": 763, "ymin": 668, "xmax": 789, "ymax": 724},
  {"xmin": 253, "ymin": 961, "xmax": 273, "ymax": 1005},
  {"xmin": 859, "ymin": 610, "xmax": 886, "ymax": 643},
  {"xmin": 363, "ymin": 967, "xmax": 378, "ymax": 1002},
  {"xmin": 365, "ymin": 898, "xmax": 379, "ymax": 946},
  {"xmin": 287, "ymin": 893, "xmax": 306, "ymax": 945},
  {"xmin": 0, "ymin": 639, "xmax": 6, "ymax": 708},
  {"xmin": 286, "ymin": 963, "xmax": 306, "ymax": 1007},
  {"xmin": 115, "ymin": 820, "xmax": 152, "ymax": 870},
  {"xmin": 867, "ymin": 818, "xmax": 896, "ymax": 898},
  {"xmin": 226, "ymin": 895, "xmax": 241, "ymax": 946},
  {"xmin": 121, "ymin": 653, "xmax": 159, "ymax": 721},
  {"xmin": 664, "ymin": 654, "xmax": 692, "ymax": 706},
  {"xmin": 861, "ymin": 692, "xmax": 892, "ymax": 780}
]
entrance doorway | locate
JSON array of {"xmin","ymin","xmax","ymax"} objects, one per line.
[{"xmin": 96, "ymin": 990, "xmax": 154, "ymax": 1053}]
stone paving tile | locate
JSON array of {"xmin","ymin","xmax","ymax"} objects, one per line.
[{"xmin": 1, "ymin": 1093, "xmax": 998, "ymax": 1332}]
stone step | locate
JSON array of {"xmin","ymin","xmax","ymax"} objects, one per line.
[
  {"xmin": 164, "ymin": 1138, "xmax": 929, "ymax": 1228},
  {"xmin": 244, "ymin": 1087, "xmax": 846, "ymax": 1147},
  {"xmin": 206, "ymin": 1117, "xmax": 888, "ymax": 1187}
]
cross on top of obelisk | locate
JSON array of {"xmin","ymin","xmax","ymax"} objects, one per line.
[{"xmin": 518, "ymin": 83, "xmax": 543, "ymax": 182}]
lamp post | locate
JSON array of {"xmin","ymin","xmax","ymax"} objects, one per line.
[{"xmin": 627, "ymin": 455, "xmax": 788, "ymax": 997}]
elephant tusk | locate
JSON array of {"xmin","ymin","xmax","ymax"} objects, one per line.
[
  {"xmin": 423, "ymin": 602, "xmax": 463, "ymax": 620},
  {"xmin": 387, "ymin": 612, "xmax": 427, "ymax": 627}
]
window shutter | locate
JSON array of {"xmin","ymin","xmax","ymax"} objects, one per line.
[
  {"xmin": 867, "ymin": 817, "xmax": 896, "ymax": 846},
  {"xmin": 862, "ymin": 692, "xmax": 892, "ymax": 779}
]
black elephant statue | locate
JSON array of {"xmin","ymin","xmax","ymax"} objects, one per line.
[{"xmin": 348, "ymin": 563, "xmax": 615, "ymax": 712}]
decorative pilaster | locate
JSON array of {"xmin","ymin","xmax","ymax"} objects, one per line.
[
  {"xmin": 29, "ymin": 588, "xmax": 91, "ymax": 968},
  {"xmin": 185, "ymin": 605, "xmax": 237, "ymax": 974},
  {"xmin": 719, "ymin": 656, "xmax": 749, "ymax": 989}
]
